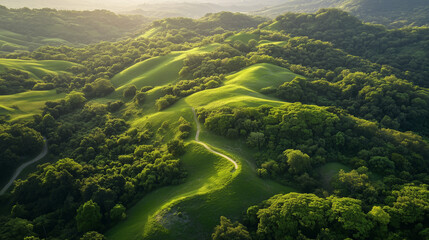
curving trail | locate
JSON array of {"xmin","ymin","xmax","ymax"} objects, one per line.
[
  {"xmin": 192, "ymin": 107, "xmax": 238, "ymax": 170},
  {"xmin": 0, "ymin": 138, "xmax": 48, "ymax": 195}
]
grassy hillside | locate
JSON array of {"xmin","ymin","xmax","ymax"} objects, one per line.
[
  {"xmin": 111, "ymin": 44, "xmax": 220, "ymax": 93},
  {"xmin": 0, "ymin": 58, "xmax": 79, "ymax": 120},
  {"xmin": 105, "ymin": 46, "xmax": 301, "ymax": 239},
  {"xmin": 0, "ymin": 59, "xmax": 78, "ymax": 79},
  {"xmin": 0, "ymin": 90, "xmax": 66, "ymax": 121}
]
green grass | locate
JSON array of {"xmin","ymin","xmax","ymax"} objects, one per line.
[
  {"xmin": 106, "ymin": 57, "xmax": 301, "ymax": 239},
  {"xmin": 226, "ymin": 63, "xmax": 298, "ymax": 91},
  {"xmin": 0, "ymin": 90, "xmax": 66, "ymax": 121},
  {"xmin": 0, "ymin": 58, "xmax": 79, "ymax": 80},
  {"xmin": 138, "ymin": 27, "xmax": 163, "ymax": 39},
  {"xmin": 226, "ymin": 32, "xmax": 260, "ymax": 44},
  {"xmin": 0, "ymin": 29, "xmax": 72, "ymax": 52},
  {"xmin": 0, "ymin": 29, "xmax": 33, "ymax": 51},
  {"xmin": 107, "ymin": 106, "xmax": 295, "ymax": 240},
  {"xmin": 109, "ymin": 44, "xmax": 220, "ymax": 99},
  {"xmin": 0, "ymin": 58, "xmax": 80, "ymax": 120}
]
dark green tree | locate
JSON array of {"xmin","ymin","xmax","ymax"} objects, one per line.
[
  {"xmin": 76, "ymin": 200, "xmax": 102, "ymax": 233},
  {"xmin": 212, "ymin": 216, "xmax": 251, "ymax": 240}
]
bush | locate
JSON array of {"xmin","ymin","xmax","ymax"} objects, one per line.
[{"xmin": 123, "ymin": 85, "xmax": 137, "ymax": 98}]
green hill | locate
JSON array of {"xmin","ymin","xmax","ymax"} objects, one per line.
[
  {"xmin": 0, "ymin": 5, "xmax": 149, "ymax": 52},
  {"xmin": 0, "ymin": 90, "xmax": 66, "ymax": 121},
  {"xmin": 0, "ymin": 59, "xmax": 78, "ymax": 79},
  {"xmin": 106, "ymin": 61, "xmax": 300, "ymax": 240},
  {"xmin": 101, "ymin": 38, "xmax": 302, "ymax": 238},
  {"xmin": 252, "ymin": 0, "xmax": 429, "ymax": 28},
  {"xmin": 0, "ymin": 58, "xmax": 79, "ymax": 120}
]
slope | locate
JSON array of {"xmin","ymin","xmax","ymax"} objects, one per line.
[
  {"xmin": 0, "ymin": 59, "xmax": 79, "ymax": 79},
  {"xmin": 251, "ymin": 0, "xmax": 429, "ymax": 28},
  {"xmin": 110, "ymin": 44, "xmax": 220, "ymax": 93},
  {"xmin": 0, "ymin": 90, "xmax": 66, "ymax": 121},
  {"xmin": 106, "ymin": 57, "xmax": 301, "ymax": 239},
  {"xmin": 0, "ymin": 58, "xmax": 79, "ymax": 120}
]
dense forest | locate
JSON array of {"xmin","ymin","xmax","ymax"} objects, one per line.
[
  {"xmin": 0, "ymin": 5, "xmax": 149, "ymax": 52},
  {"xmin": 253, "ymin": 0, "xmax": 429, "ymax": 28},
  {"xmin": 0, "ymin": 5, "xmax": 428, "ymax": 240}
]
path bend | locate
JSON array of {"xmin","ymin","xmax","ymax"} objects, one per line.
[
  {"xmin": 0, "ymin": 138, "xmax": 48, "ymax": 195},
  {"xmin": 192, "ymin": 108, "xmax": 238, "ymax": 170}
]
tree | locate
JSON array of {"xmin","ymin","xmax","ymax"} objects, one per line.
[
  {"xmin": 76, "ymin": 200, "xmax": 102, "ymax": 232},
  {"xmin": 110, "ymin": 204, "xmax": 126, "ymax": 222},
  {"xmin": 134, "ymin": 92, "xmax": 146, "ymax": 105},
  {"xmin": 0, "ymin": 217, "xmax": 36, "ymax": 240},
  {"xmin": 65, "ymin": 91, "xmax": 86, "ymax": 109},
  {"xmin": 80, "ymin": 231, "xmax": 106, "ymax": 240},
  {"xmin": 123, "ymin": 85, "xmax": 137, "ymax": 98},
  {"xmin": 246, "ymin": 132, "xmax": 265, "ymax": 149},
  {"xmin": 284, "ymin": 149, "xmax": 311, "ymax": 175},
  {"xmin": 368, "ymin": 206, "xmax": 390, "ymax": 225},
  {"xmin": 167, "ymin": 139, "xmax": 185, "ymax": 156},
  {"xmin": 212, "ymin": 216, "xmax": 251, "ymax": 240}
]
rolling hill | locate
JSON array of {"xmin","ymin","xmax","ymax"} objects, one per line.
[
  {"xmin": 252, "ymin": 0, "xmax": 429, "ymax": 28},
  {"xmin": 0, "ymin": 7, "xmax": 428, "ymax": 240},
  {"xmin": 105, "ymin": 48, "xmax": 301, "ymax": 239},
  {"xmin": 0, "ymin": 5, "xmax": 149, "ymax": 53},
  {"xmin": 0, "ymin": 58, "xmax": 79, "ymax": 120}
]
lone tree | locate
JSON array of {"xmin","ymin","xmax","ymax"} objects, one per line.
[
  {"xmin": 123, "ymin": 85, "xmax": 137, "ymax": 98},
  {"xmin": 76, "ymin": 200, "xmax": 102, "ymax": 232}
]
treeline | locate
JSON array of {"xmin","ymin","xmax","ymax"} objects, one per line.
[
  {"xmin": 213, "ymin": 185, "xmax": 429, "ymax": 240},
  {"xmin": 0, "ymin": 5, "xmax": 148, "ymax": 45},
  {"xmin": 197, "ymin": 104, "xmax": 429, "ymax": 192},
  {"xmin": 265, "ymin": 9, "xmax": 429, "ymax": 87},
  {"xmin": 150, "ymin": 12, "xmax": 266, "ymax": 42}
]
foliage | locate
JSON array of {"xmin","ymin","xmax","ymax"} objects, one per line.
[
  {"xmin": 0, "ymin": 5, "xmax": 148, "ymax": 46},
  {"xmin": 238, "ymin": 188, "xmax": 429, "ymax": 240},
  {"xmin": 198, "ymin": 104, "xmax": 429, "ymax": 190},
  {"xmin": 0, "ymin": 122, "xmax": 43, "ymax": 182},
  {"xmin": 212, "ymin": 216, "xmax": 251, "ymax": 240},
  {"xmin": 76, "ymin": 200, "xmax": 102, "ymax": 232},
  {"xmin": 270, "ymin": 9, "xmax": 429, "ymax": 87}
]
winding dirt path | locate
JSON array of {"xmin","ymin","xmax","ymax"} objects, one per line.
[
  {"xmin": 192, "ymin": 108, "xmax": 238, "ymax": 170},
  {"xmin": 0, "ymin": 138, "xmax": 48, "ymax": 195}
]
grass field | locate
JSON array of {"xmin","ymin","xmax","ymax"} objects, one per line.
[
  {"xmin": 106, "ymin": 53, "xmax": 301, "ymax": 239},
  {"xmin": 0, "ymin": 58, "xmax": 80, "ymax": 120},
  {"xmin": 225, "ymin": 32, "xmax": 260, "ymax": 44},
  {"xmin": 107, "ymin": 105, "xmax": 295, "ymax": 240},
  {"xmin": 0, "ymin": 29, "xmax": 72, "ymax": 53},
  {"xmin": 0, "ymin": 58, "xmax": 79, "ymax": 79},
  {"xmin": 0, "ymin": 90, "xmax": 66, "ymax": 121}
]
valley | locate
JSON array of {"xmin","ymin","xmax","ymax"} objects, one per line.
[{"xmin": 0, "ymin": 2, "xmax": 428, "ymax": 240}]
